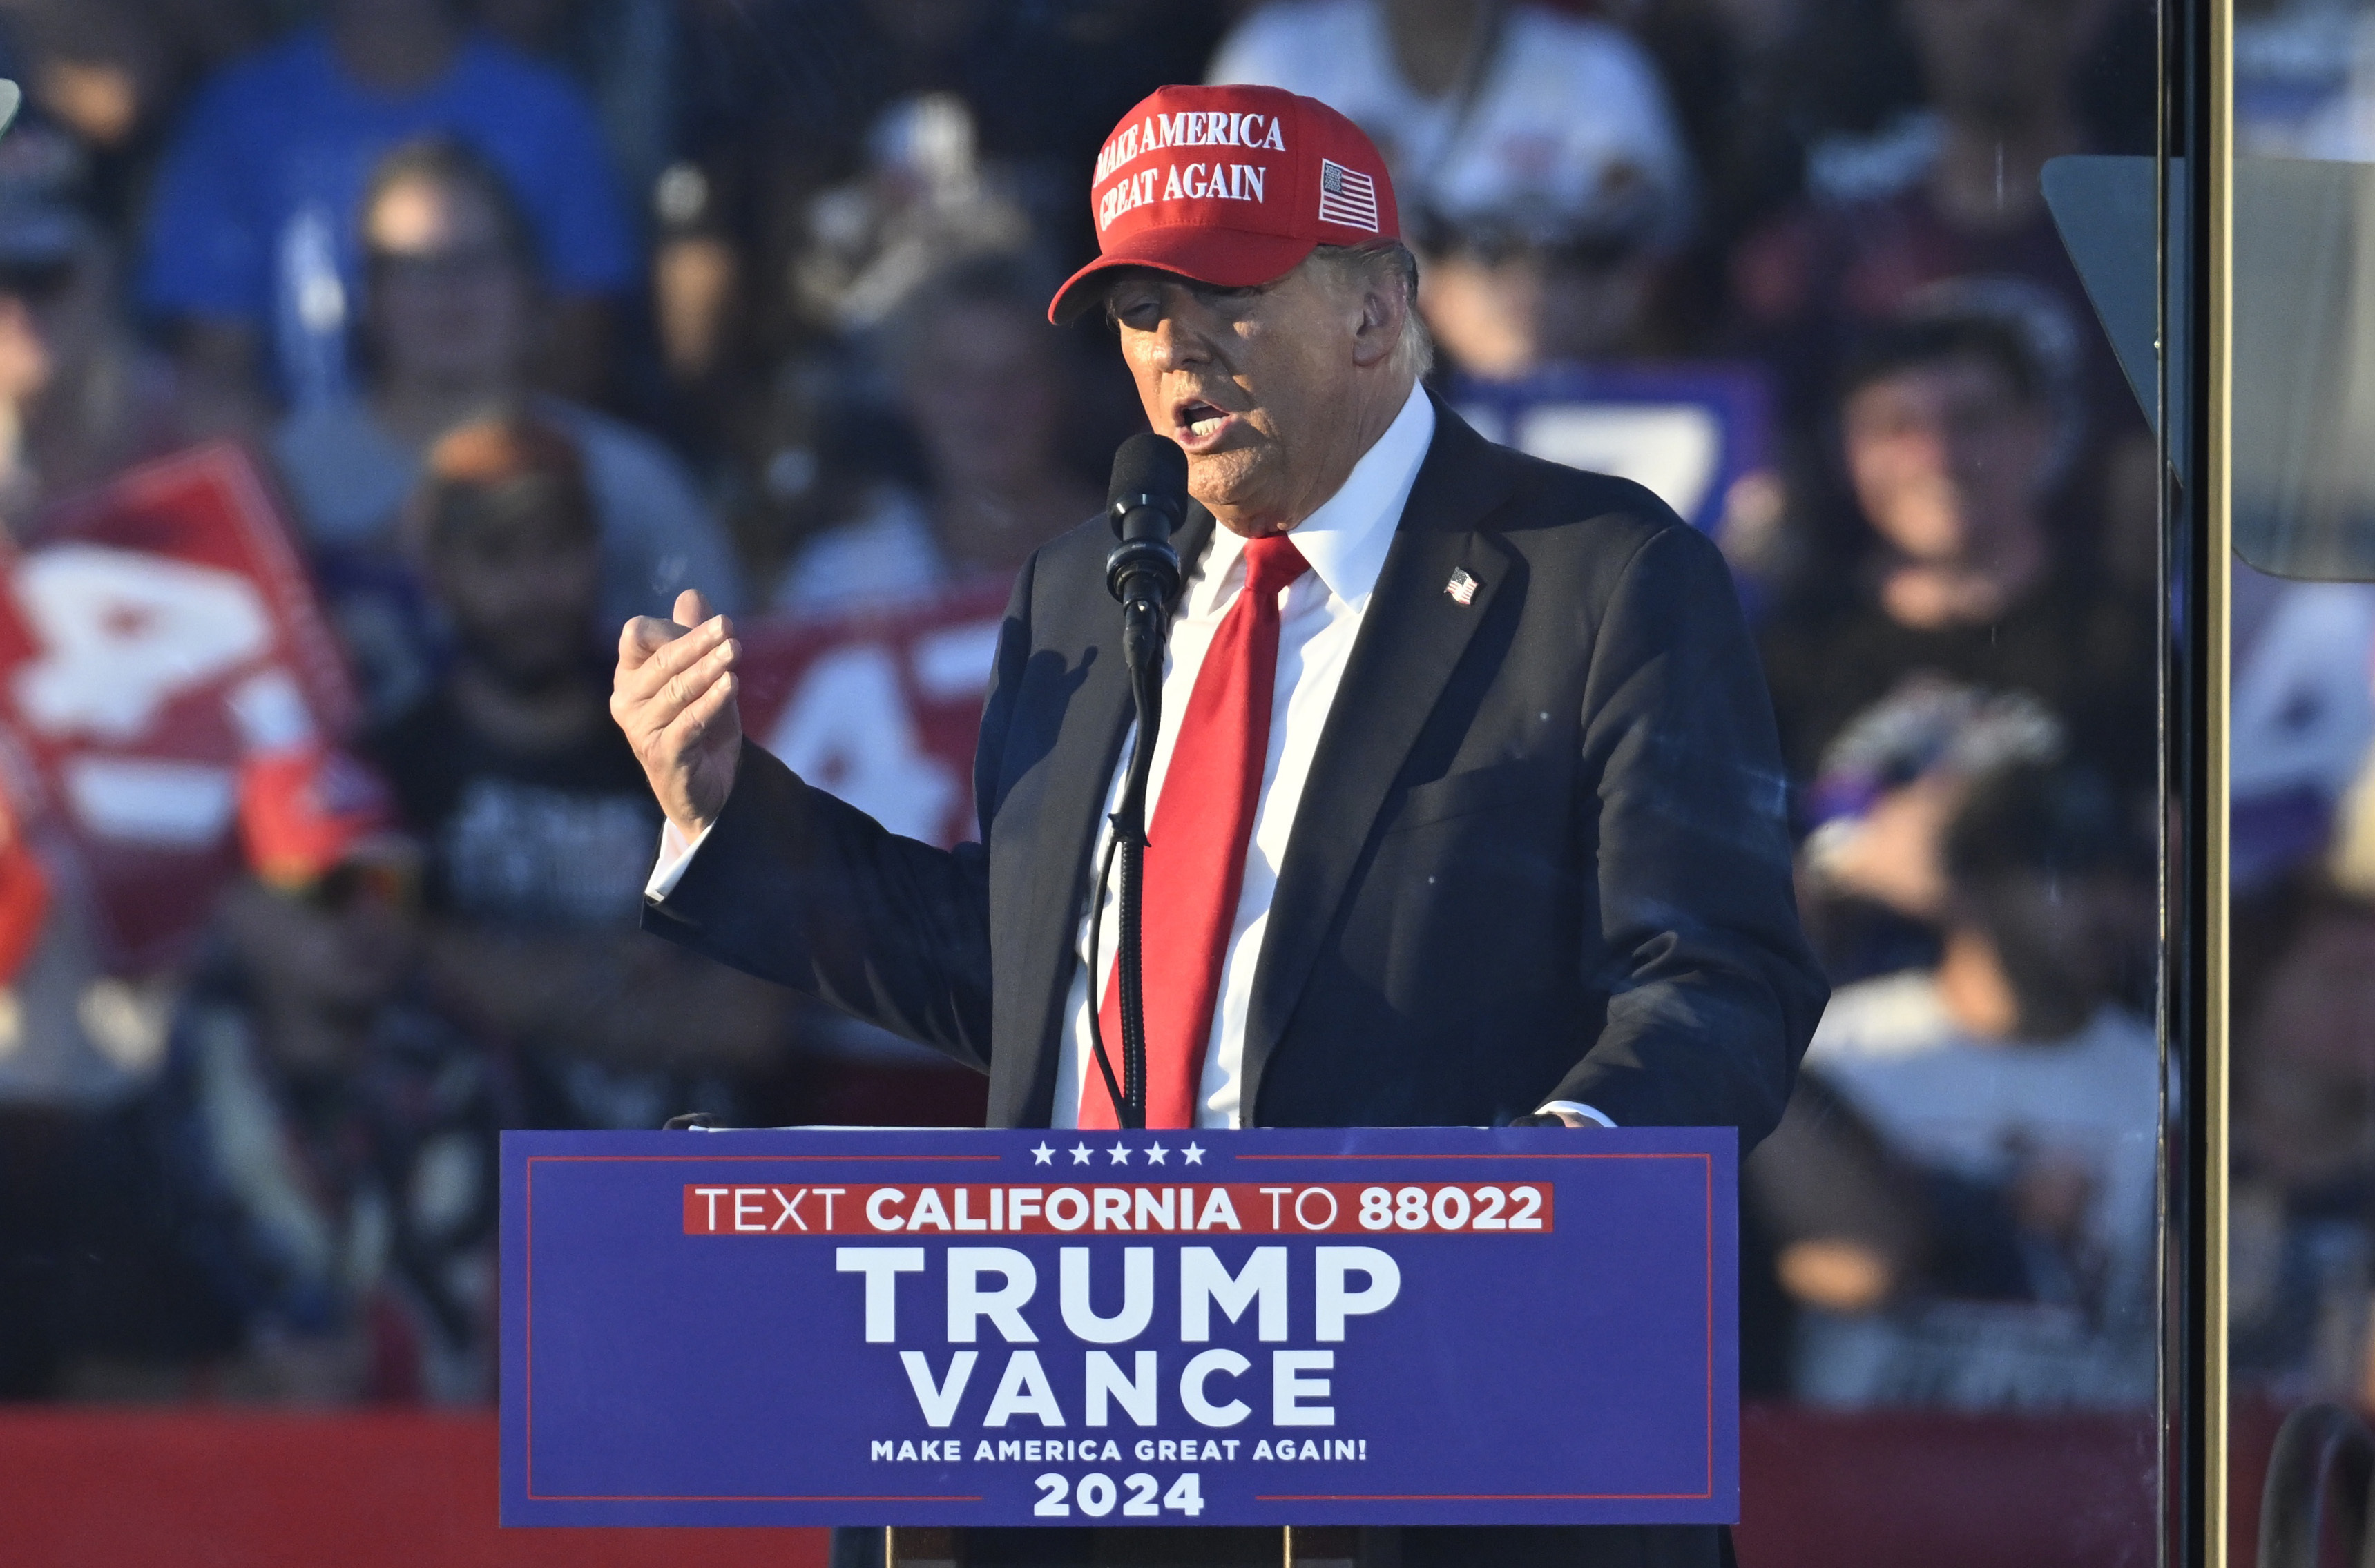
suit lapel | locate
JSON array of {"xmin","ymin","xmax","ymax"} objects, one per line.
[
  {"xmin": 1001, "ymin": 505, "xmax": 1218, "ymax": 1125},
  {"xmin": 1238, "ymin": 405, "xmax": 1515, "ymax": 1119}
]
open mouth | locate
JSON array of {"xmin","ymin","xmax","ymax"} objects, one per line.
[{"xmin": 1173, "ymin": 397, "xmax": 1235, "ymax": 449}]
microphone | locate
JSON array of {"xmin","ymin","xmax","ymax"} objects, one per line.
[
  {"xmin": 1106, "ymin": 432, "xmax": 1187, "ymax": 612},
  {"xmin": 1091, "ymin": 432, "xmax": 1187, "ymax": 1130}
]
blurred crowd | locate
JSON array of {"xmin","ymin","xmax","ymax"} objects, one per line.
[{"xmin": 0, "ymin": 0, "xmax": 2351, "ymax": 1422}]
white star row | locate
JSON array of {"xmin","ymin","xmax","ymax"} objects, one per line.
[{"xmin": 1029, "ymin": 1141, "xmax": 1205, "ymax": 1167}]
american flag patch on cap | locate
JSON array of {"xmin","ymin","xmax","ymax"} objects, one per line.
[{"xmin": 1318, "ymin": 158, "xmax": 1380, "ymax": 232}]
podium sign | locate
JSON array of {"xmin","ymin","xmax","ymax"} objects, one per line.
[{"xmin": 501, "ymin": 1127, "xmax": 1737, "ymax": 1528}]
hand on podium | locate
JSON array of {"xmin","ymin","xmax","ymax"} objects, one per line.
[
  {"xmin": 615, "ymin": 588, "xmax": 743, "ymax": 840},
  {"xmin": 1510, "ymin": 1109, "xmax": 1605, "ymax": 1128}
]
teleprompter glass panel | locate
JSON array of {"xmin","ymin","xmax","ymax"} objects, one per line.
[{"xmin": 0, "ymin": 5, "xmax": 2184, "ymax": 1565}]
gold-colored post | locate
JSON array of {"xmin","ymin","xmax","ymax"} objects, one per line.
[{"xmin": 885, "ymin": 1525, "xmax": 959, "ymax": 1567}]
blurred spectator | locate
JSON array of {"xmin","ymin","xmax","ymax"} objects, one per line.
[
  {"xmin": 723, "ymin": 94, "xmax": 1055, "ymax": 589},
  {"xmin": 137, "ymin": 0, "xmax": 633, "ymax": 421},
  {"xmin": 273, "ymin": 137, "xmax": 740, "ymax": 719},
  {"xmin": 2231, "ymin": 877, "xmax": 2375, "ymax": 1399},
  {"xmin": 1211, "ymin": 1, "xmax": 1691, "ymax": 243},
  {"xmin": 1728, "ymin": 0, "xmax": 2155, "ymax": 590},
  {"xmin": 57, "ymin": 755, "xmax": 506, "ymax": 1404},
  {"xmin": 675, "ymin": 0, "xmax": 1222, "ymax": 200},
  {"xmin": 1758, "ymin": 311, "xmax": 2155, "ymax": 797},
  {"xmin": 2230, "ymin": 563, "xmax": 2375, "ymax": 893},
  {"xmin": 4, "ymin": 0, "xmax": 171, "ymax": 236},
  {"xmin": 365, "ymin": 416, "xmax": 783, "ymax": 1132},
  {"xmin": 1415, "ymin": 207, "xmax": 1675, "ymax": 378},
  {"xmin": 1211, "ymin": 1, "xmax": 1693, "ymax": 369},
  {"xmin": 0, "ymin": 119, "xmax": 181, "ymax": 529},
  {"xmin": 790, "ymin": 95, "xmax": 1039, "ymax": 340},
  {"xmin": 0, "ymin": 115, "xmax": 202, "ymax": 1401},
  {"xmin": 1691, "ymin": 0, "xmax": 1925, "ymax": 249},
  {"xmin": 0, "ymin": 0, "xmax": 289, "ymax": 239},
  {"xmin": 773, "ymin": 257, "xmax": 1099, "ymax": 613},
  {"xmin": 1738, "ymin": 1069, "xmax": 1930, "ymax": 1394},
  {"xmin": 2235, "ymin": 0, "xmax": 2375, "ymax": 161},
  {"xmin": 1796, "ymin": 677, "xmax": 2066, "ymax": 982},
  {"xmin": 1721, "ymin": 0, "xmax": 2148, "ymax": 229},
  {"xmin": 665, "ymin": 1, "xmax": 1223, "ymax": 394},
  {"xmin": 1764, "ymin": 757, "xmax": 2158, "ymax": 1409},
  {"xmin": 1731, "ymin": 0, "xmax": 2119, "ymax": 383},
  {"xmin": 0, "ymin": 118, "xmax": 187, "ymax": 1107},
  {"xmin": 0, "ymin": 795, "xmax": 179, "ymax": 1397}
]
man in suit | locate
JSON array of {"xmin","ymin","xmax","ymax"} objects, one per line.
[{"xmin": 615, "ymin": 84, "xmax": 1824, "ymax": 1568}]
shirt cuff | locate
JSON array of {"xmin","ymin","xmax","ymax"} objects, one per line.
[
  {"xmin": 644, "ymin": 817, "xmax": 715, "ymax": 902},
  {"xmin": 1536, "ymin": 1099, "xmax": 1615, "ymax": 1128}
]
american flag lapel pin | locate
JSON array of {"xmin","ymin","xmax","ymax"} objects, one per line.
[{"xmin": 1444, "ymin": 568, "xmax": 1479, "ymax": 606}]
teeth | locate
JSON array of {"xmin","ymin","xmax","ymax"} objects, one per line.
[{"xmin": 1189, "ymin": 416, "xmax": 1224, "ymax": 436}]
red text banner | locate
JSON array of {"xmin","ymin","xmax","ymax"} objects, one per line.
[{"xmin": 682, "ymin": 1181, "xmax": 1554, "ymax": 1237}]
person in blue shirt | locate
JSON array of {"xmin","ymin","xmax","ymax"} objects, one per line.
[{"xmin": 137, "ymin": 0, "xmax": 634, "ymax": 423}]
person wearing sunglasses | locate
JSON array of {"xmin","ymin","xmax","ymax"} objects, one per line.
[{"xmin": 272, "ymin": 137, "xmax": 742, "ymax": 721}]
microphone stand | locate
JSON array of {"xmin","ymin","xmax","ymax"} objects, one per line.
[
  {"xmin": 1096, "ymin": 492, "xmax": 1181, "ymax": 1131},
  {"xmin": 1111, "ymin": 597, "xmax": 1165, "ymax": 1130}
]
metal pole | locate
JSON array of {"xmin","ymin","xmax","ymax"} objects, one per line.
[{"xmin": 2171, "ymin": 0, "xmax": 2232, "ymax": 1561}]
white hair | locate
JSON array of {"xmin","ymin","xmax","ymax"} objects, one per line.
[{"xmin": 1302, "ymin": 241, "xmax": 1434, "ymax": 382}]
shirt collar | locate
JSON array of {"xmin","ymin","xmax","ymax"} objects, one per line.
[{"xmin": 1194, "ymin": 379, "xmax": 1436, "ymax": 608}]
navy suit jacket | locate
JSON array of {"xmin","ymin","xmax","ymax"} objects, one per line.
[{"xmin": 644, "ymin": 396, "xmax": 1825, "ymax": 1146}]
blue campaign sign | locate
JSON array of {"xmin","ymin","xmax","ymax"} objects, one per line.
[
  {"xmin": 501, "ymin": 1126, "xmax": 1738, "ymax": 1529},
  {"xmin": 1452, "ymin": 364, "xmax": 1775, "ymax": 541}
]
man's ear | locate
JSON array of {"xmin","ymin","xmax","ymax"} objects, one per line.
[{"xmin": 1348, "ymin": 282, "xmax": 1401, "ymax": 369}]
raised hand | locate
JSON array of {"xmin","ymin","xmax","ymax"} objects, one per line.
[{"xmin": 613, "ymin": 588, "xmax": 743, "ymax": 838}]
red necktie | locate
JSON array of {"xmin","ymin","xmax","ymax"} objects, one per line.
[{"xmin": 1081, "ymin": 532, "xmax": 1311, "ymax": 1129}]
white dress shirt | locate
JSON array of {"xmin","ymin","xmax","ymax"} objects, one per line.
[{"xmin": 647, "ymin": 381, "xmax": 1607, "ymax": 1130}]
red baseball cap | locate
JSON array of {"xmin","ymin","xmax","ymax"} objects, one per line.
[{"xmin": 1048, "ymin": 84, "xmax": 1401, "ymax": 325}]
